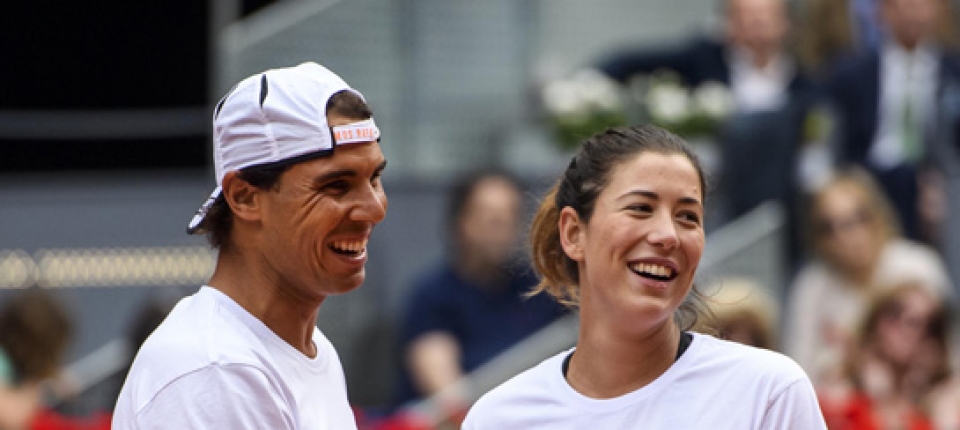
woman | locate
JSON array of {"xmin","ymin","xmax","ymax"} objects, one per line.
[
  {"xmin": 821, "ymin": 282, "xmax": 949, "ymax": 429},
  {"xmin": 694, "ymin": 277, "xmax": 779, "ymax": 350},
  {"xmin": 786, "ymin": 168, "xmax": 952, "ymax": 384},
  {"xmin": 461, "ymin": 125, "xmax": 825, "ymax": 429}
]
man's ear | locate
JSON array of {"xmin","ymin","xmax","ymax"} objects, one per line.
[
  {"xmin": 558, "ymin": 206, "xmax": 585, "ymax": 262},
  {"xmin": 221, "ymin": 171, "xmax": 262, "ymax": 223}
]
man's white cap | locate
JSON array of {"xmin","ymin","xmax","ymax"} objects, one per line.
[{"xmin": 186, "ymin": 62, "xmax": 380, "ymax": 234}]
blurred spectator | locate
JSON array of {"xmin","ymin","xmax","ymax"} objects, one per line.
[
  {"xmin": 598, "ymin": 0, "xmax": 806, "ymax": 115},
  {"xmin": 925, "ymin": 373, "xmax": 960, "ymax": 429},
  {"xmin": 0, "ymin": 286, "xmax": 73, "ymax": 430},
  {"xmin": 786, "ymin": 167, "xmax": 953, "ymax": 388},
  {"xmin": 796, "ymin": 0, "xmax": 858, "ymax": 77},
  {"xmin": 394, "ymin": 171, "xmax": 566, "ymax": 414},
  {"xmin": 821, "ymin": 0, "xmax": 960, "ymax": 243},
  {"xmin": 695, "ymin": 277, "xmax": 779, "ymax": 350},
  {"xmin": 819, "ymin": 282, "xmax": 950, "ymax": 429},
  {"xmin": 88, "ymin": 294, "xmax": 177, "ymax": 413}
]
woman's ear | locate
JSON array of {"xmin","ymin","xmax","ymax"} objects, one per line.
[
  {"xmin": 558, "ymin": 206, "xmax": 585, "ymax": 262},
  {"xmin": 220, "ymin": 172, "xmax": 262, "ymax": 223}
]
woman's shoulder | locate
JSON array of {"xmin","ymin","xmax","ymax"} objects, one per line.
[
  {"xmin": 463, "ymin": 350, "xmax": 569, "ymax": 427},
  {"xmin": 686, "ymin": 333, "xmax": 809, "ymax": 384}
]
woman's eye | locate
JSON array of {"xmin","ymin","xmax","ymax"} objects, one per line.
[
  {"xmin": 678, "ymin": 211, "xmax": 701, "ymax": 225},
  {"xmin": 628, "ymin": 203, "xmax": 653, "ymax": 213}
]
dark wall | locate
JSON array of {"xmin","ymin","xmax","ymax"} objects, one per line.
[{"xmin": 0, "ymin": 1, "xmax": 210, "ymax": 172}]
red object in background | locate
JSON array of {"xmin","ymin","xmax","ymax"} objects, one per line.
[
  {"xmin": 30, "ymin": 409, "xmax": 111, "ymax": 430},
  {"xmin": 823, "ymin": 393, "xmax": 933, "ymax": 430}
]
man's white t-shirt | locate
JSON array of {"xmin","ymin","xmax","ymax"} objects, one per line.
[
  {"xmin": 462, "ymin": 332, "xmax": 826, "ymax": 430},
  {"xmin": 112, "ymin": 286, "xmax": 357, "ymax": 430}
]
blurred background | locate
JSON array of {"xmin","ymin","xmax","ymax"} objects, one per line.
[{"xmin": 4, "ymin": 0, "xmax": 960, "ymax": 428}]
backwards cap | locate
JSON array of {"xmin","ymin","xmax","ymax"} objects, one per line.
[{"xmin": 187, "ymin": 62, "xmax": 380, "ymax": 234}]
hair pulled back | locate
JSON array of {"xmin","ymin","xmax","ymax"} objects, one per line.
[{"xmin": 529, "ymin": 125, "xmax": 707, "ymax": 322}]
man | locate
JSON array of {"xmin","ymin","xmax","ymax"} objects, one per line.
[
  {"xmin": 824, "ymin": 0, "xmax": 960, "ymax": 242},
  {"xmin": 599, "ymin": 0, "xmax": 806, "ymax": 114},
  {"xmin": 113, "ymin": 62, "xmax": 387, "ymax": 429},
  {"xmin": 395, "ymin": 171, "xmax": 566, "ymax": 413}
]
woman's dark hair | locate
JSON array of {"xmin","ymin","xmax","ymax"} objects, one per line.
[
  {"xmin": 0, "ymin": 286, "xmax": 73, "ymax": 384},
  {"xmin": 528, "ymin": 125, "xmax": 708, "ymax": 329},
  {"xmin": 200, "ymin": 90, "xmax": 373, "ymax": 249}
]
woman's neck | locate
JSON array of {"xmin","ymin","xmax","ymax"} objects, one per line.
[{"xmin": 566, "ymin": 319, "xmax": 681, "ymax": 399}]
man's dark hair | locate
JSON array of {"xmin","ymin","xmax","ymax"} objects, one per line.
[{"xmin": 445, "ymin": 169, "xmax": 523, "ymax": 241}]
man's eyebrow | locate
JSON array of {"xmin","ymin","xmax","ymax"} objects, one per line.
[
  {"xmin": 312, "ymin": 169, "xmax": 357, "ymax": 185},
  {"xmin": 312, "ymin": 160, "xmax": 388, "ymax": 184}
]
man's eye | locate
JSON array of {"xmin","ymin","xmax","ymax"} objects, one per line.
[
  {"xmin": 628, "ymin": 204, "xmax": 653, "ymax": 213},
  {"xmin": 323, "ymin": 180, "xmax": 350, "ymax": 193}
]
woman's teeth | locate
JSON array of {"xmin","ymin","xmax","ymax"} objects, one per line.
[{"xmin": 629, "ymin": 263, "xmax": 675, "ymax": 280}]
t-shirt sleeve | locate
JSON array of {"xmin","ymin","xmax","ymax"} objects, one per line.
[
  {"xmin": 759, "ymin": 376, "xmax": 828, "ymax": 430},
  {"xmin": 132, "ymin": 364, "xmax": 294, "ymax": 430}
]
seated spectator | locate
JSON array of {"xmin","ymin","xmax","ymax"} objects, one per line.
[
  {"xmin": 786, "ymin": 167, "xmax": 952, "ymax": 387},
  {"xmin": 819, "ymin": 282, "xmax": 950, "ymax": 429},
  {"xmin": 0, "ymin": 287, "xmax": 73, "ymax": 430},
  {"xmin": 695, "ymin": 277, "xmax": 779, "ymax": 350},
  {"xmin": 395, "ymin": 171, "xmax": 567, "ymax": 414}
]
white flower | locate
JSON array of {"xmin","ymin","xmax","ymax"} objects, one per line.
[
  {"xmin": 543, "ymin": 80, "xmax": 588, "ymax": 117},
  {"xmin": 647, "ymin": 81, "xmax": 690, "ymax": 123},
  {"xmin": 692, "ymin": 81, "xmax": 734, "ymax": 119},
  {"xmin": 571, "ymin": 69, "xmax": 622, "ymax": 112}
]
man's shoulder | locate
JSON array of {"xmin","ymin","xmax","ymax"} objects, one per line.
[{"xmin": 126, "ymin": 288, "xmax": 272, "ymax": 389}]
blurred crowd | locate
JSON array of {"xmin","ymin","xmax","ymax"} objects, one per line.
[{"xmin": 5, "ymin": 0, "xmax": 960, "ymax": 428}]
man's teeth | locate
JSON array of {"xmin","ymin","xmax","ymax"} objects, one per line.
[
  {"xmin": 332, "ymin": 239, "xmax": 367, "ymax": 253},
  {"xmin": 630, "ymin": 263, "xmax": 674, "ymax": 278}
]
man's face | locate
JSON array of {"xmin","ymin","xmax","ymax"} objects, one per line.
[
  {"xmin": 257, "ymin": 115, "xmax": 387, "ymax": 302},
  {"xmin": 882, "ymin": 0, "xmax": 940, "ymax": 49},
  {"xmin": 726, "ymin": 0, "xmax": 790, "ymax": 56},
  {"xmin": 457, "ymin": 177, "xmax": 522, "ymax": 269}
]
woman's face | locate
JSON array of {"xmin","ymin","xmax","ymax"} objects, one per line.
[
  {"xmin": 876, "ymin": 289, "xmax": 938, "ymax": 367},
  {"xmin": 561, "ymin": 152, "xmax": 705, "ymax": 334},
  {"xmin": 815, "ymin": 185, "xmax": 881, "ymax": 278}
]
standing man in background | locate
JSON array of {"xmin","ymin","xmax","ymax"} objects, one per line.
[
  {"xmin": 824, "ymin": 0, "xmax": 960, "ymax": 243},
  {"xmin": 113, "ymin": 62, "xmax": 388, "ymax": 429}
]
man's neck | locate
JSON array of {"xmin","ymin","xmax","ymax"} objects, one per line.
[{"xmin": 208, "ymin": 248, "xmax": 323, "ymax": 357}]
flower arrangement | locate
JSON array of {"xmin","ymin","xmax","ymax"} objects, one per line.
[
  {"xmin": 541, "ymin": 69, "xmax": 628, "ymax": 151},
  {"xmin": 541, "ymin": 69, "xmax": 734, "ymax": 152},
  {"xmin": 627, "ymin": 70, "xmax": 734, "ymax": 139}
]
